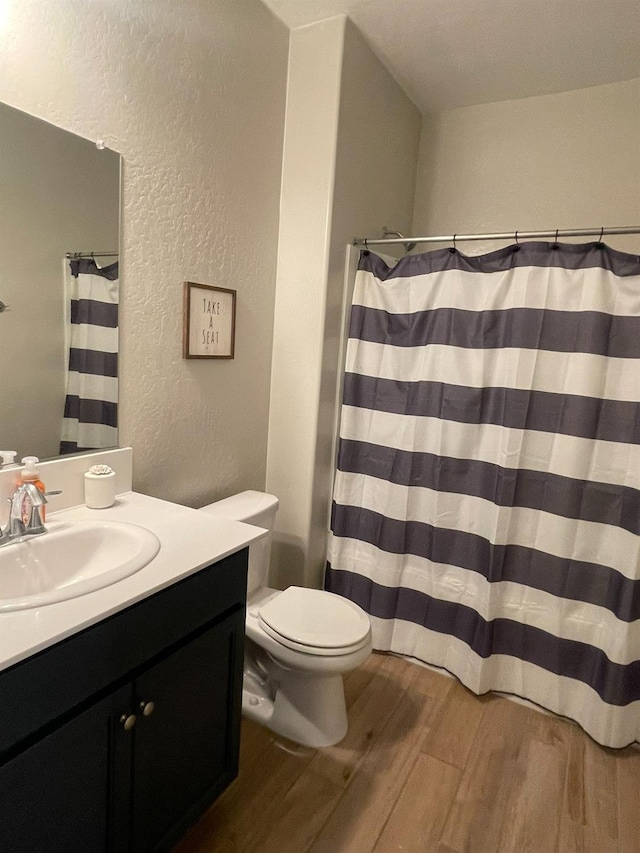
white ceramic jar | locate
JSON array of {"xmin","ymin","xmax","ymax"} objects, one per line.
[{"xmin": 84, "ymin": 465, "xmax": 116, "ymax": 509}]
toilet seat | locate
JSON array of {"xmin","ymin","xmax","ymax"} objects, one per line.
[{"xmin": 257, "ymin": 587, "xmax": 371, "ymax": 656}]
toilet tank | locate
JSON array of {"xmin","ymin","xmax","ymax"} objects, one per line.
[{"xmin": 199, "ymin": 491, "xmax": 279, "ymax": 595}]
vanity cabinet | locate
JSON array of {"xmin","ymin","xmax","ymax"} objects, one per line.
[
  {"xmin": 128, "ymin": 615, "xmax": 242, "ymax": 852},
  {"xmin": 0, "ymin": 548, "xmax": 247, "ymax": 853},
  {"xmin": 0, "ymin": 683, "xmax": 129, "ymax": 851}
]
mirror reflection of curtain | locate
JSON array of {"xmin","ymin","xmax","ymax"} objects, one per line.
[{"xmin": 60, "ymin": 258, "xmax": 118, "ymax": 454}]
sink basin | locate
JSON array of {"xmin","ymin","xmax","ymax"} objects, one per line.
[{"xmin": 0, "ymin": 520, "xmax": 160, "ymax": 612}]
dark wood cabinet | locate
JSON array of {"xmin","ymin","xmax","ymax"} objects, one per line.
[
  {"xmin": 129, "ymin": 612, "xmax": 243, "ymax": 852},
  {"xmin": 0, "ymin": 549, "xmax": 247, "ymax": 853},
  {"xmin": 0, "ymin": 684, "xmax": 129, "ymax": 852}
]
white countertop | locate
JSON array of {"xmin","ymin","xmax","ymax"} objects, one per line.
[{"xmin": 0, "ymin": 491, "xmax": 265, "ymax": 673}]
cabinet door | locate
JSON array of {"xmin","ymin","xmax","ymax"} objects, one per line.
[
  {"xmin": 0, "ymin": 684, "xmax": 130, "ymax": 853},
  {"xmin": 130, "ymin": 609, "xmax": 244, "ymax": 852}
]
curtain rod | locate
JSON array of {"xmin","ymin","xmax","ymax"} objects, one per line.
[
  {"xmin": 66, "ymin": 251, "xmax": 118, "ymax": 259},
  {"xmin": 353, "ymin": 226, "xmax": 640, "ymax": 248}
]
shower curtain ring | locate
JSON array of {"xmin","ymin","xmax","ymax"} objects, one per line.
[
  {"xmin": 598, "ymin": 226, "xmax": 604, "ymax": 246},
  {"xmin": 514, "ymin": 230, "xmax": 519, "ymax": 244}
]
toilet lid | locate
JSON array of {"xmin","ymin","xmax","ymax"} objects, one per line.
[{"xmin": 258, "ymin": 587, "xmax": 370, "ymax": 650}]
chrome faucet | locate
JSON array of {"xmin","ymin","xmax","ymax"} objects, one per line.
[{"xmin": 0, "ymin": 483, "xmax": 48, "ymax": 546}]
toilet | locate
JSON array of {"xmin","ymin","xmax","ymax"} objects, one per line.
[{"xmin": 200, "ymin": 491, "xmax": 372, "ymax": 747}]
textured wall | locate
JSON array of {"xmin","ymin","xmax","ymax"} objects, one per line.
[
  {"xmin": 0, "ymin": 0, "xmax": 288, "ymax": 505},
  {"xmin": 412, "ymin": 78, "xmax": 640, "ymax": 255},
  {"xmin": 266, "ymin": 17, "xmax": 421, "ymax": 589}
]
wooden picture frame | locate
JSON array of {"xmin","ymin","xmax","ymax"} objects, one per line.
[{"xmin": 183, "ymin": 281, "xmax": 236, "ymax": 359}]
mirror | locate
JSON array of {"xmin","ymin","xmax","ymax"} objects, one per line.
[{"xmin": 0, "ymin": 102, "xmax": 121, "ymax": 463}]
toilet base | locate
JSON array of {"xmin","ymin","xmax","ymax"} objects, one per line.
[{"xmin": 241, "ymin": 644, "xmax": 348, "ymax": 747}]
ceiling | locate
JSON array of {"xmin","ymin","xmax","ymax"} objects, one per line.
[{"xmin": 259, "ymin": 0, "xmax": 640, "ymax": 113}]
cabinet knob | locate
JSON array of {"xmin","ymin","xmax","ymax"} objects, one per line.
[
  {"xmin": 139, "ymin": 700, "xmax": 155, "ymax": 717},
  {"xmin": 120, "ymin": 713, "xmax": 137, "ymax": 731}
]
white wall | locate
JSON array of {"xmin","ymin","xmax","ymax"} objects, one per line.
[
  {"xmin": 266, "ymin": 17, "xmax": 421, "ymax": 589},
  {"xmin": 265, "ymin": 17, "xmax": 346, "ymax": 589},
  {"xmin": 0, "ymin": 0, "xmax": 288, "ymax": 506},
  {"xmin": 413, "ymin": 78, "xmax": 640, "ymax": 255}
]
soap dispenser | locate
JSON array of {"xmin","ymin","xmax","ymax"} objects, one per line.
[{"xmin": 20, "ymin": 456, "xmax": 47, "ymax": 521}]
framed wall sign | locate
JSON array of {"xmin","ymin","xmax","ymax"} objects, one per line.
[{"xmin": 183, "ymin": 281, "xmax": 236, "ymax": 359}]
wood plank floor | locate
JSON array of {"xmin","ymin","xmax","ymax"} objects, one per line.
[{"xmin": 173, "ymin": 653, "xmax": 640, "ymax": 853}]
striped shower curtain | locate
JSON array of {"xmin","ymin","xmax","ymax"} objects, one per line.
[
  {"xmin": 60, "ymin": 257, "xmax": 118, "ymax": 453},
  {"xmin": 326, "ymin": 241, "xmax": 640, "ymax": 748}
]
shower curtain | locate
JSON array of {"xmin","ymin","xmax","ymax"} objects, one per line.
[
  {"xmin": 60, "ymin": 257, "xmax": 118, "ymax": 454},
  {"xmin": 326, "ymin": 241, "xmax": 640, "ymax": 748}
]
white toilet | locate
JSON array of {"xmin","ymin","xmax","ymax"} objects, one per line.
[{"xmin": 200, "ymin": 491, "xmax": 372, "ymax": 747}]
